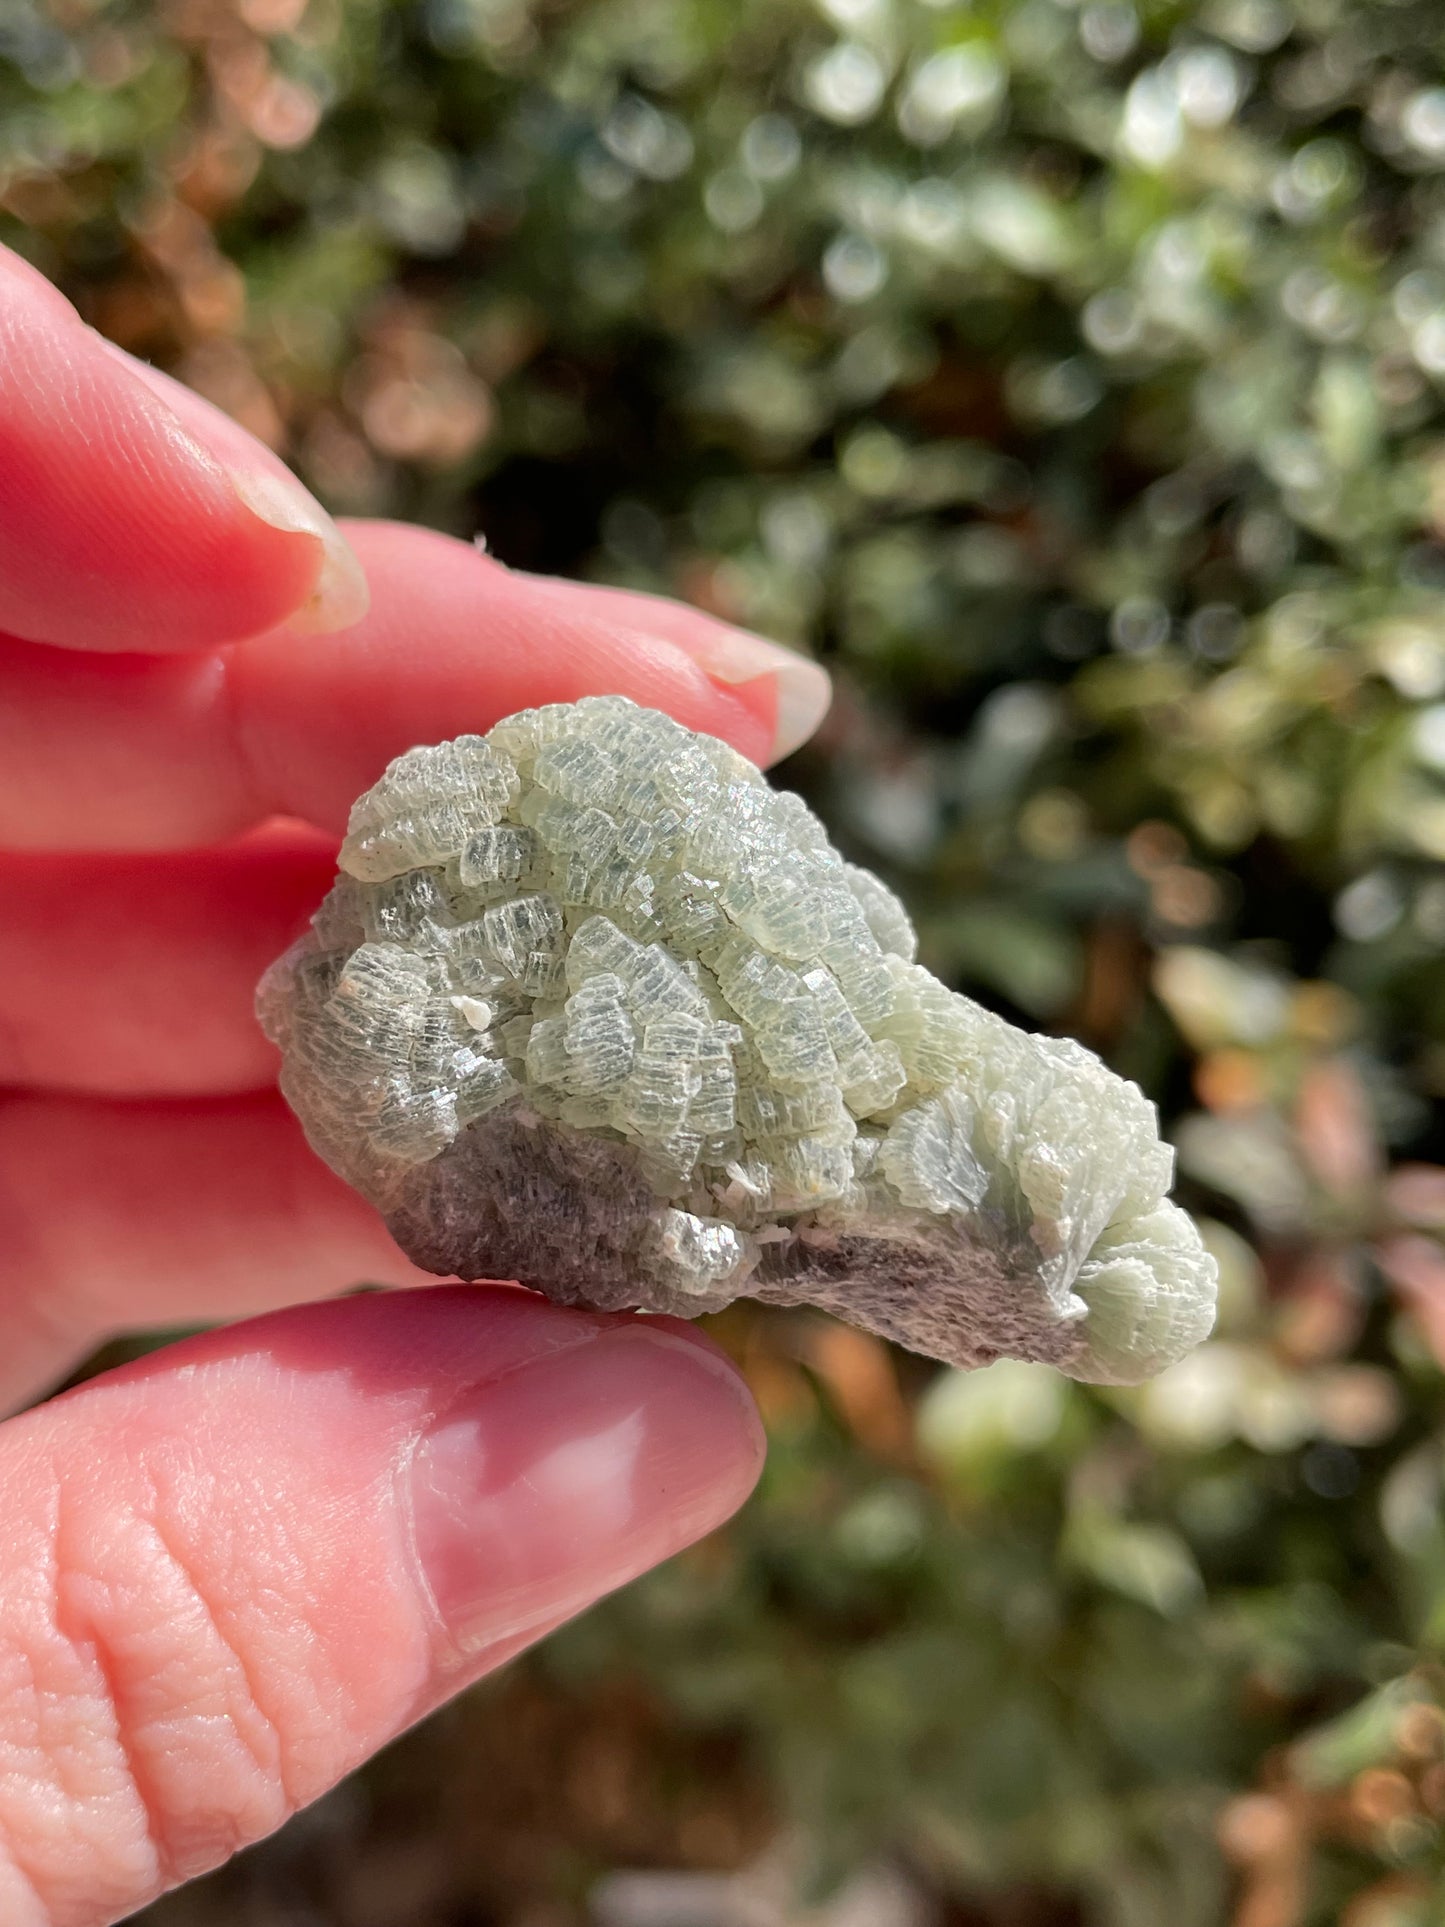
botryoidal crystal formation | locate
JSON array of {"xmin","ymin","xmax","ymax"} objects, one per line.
[{"xmin": 258, "ymin": 697, "xmax": 1216, "ymax": 1382}]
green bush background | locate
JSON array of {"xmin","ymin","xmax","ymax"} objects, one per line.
[{"xmin": 5, "ymin": 0, "xmax": 1445, "ymax": 1919}]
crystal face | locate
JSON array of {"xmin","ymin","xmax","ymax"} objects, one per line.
[{"xmin": 258, "ymin": 697, "xmax": 1217, "ymax": 1382}]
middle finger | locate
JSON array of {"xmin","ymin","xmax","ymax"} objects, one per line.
[{"xmin": 0, "ymin": 520, "xmax": 826, "ymax": 854}]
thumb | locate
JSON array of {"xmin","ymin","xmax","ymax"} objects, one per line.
[{"xmin": 0, "ymin": 1286, "xmax": 763, "ymax": 1927}]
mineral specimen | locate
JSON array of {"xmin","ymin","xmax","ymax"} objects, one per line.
[{"xmin": 258, "ymin": 697, "xmax": 1216, "ymax": 1382}]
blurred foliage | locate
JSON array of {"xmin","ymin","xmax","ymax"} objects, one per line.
[{"xmin": 6, "ymin": 0, "xmax": 1445, "ymax": 1920}]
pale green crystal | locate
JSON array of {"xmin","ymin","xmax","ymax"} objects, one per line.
[{"xmin": 257, "ymin": 696, "xmax": 1216, "ymax": 1382}]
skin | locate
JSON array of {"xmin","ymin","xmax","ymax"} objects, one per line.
[{"xmin": 0, "ymin": 241, "xmax": 833, "ymax": 1926}]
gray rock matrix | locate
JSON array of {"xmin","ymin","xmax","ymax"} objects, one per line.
[{"xmin": 258, "ymin": 696, "xmax": 1216, "ymax": 1381}]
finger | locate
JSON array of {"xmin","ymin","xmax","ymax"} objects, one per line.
[
  {"xmin": 0, "ymin": 828, "xmax": 334, "ymax": 1096},
  {"xmin": 0, "ymin": 1090, "xmax": 425, "ymax": 1409},
  {"xmin": 0, "ymin": 1286, "xmax": 763, "ymax": 1925},
  {"xmin": 0, "ymin": 244, "xmax": 367, "ymax": 651},
  {"xmin": 521, "ymin": 569, "xmax": 832, "ymax": 759},
  {"xmin": 0, "ymin": 520, "xmax": 832, "ymax": 853}
]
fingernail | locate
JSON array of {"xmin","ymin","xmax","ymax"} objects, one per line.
[
  {"xmin": 93, "ymin": 334, "xmax": 372, "ymax": 637},
  {"xmin": 690, "ymin": 632, "xmax": 832, "ymax": 761},
  {"xmin": 227, "ymin": 466, "xmax": 371, "ymax": 635},
  {"xmin": 405, "ymin": 1323, "xmax": 763, "ymax": 1659}
]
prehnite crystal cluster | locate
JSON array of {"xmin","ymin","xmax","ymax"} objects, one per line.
[{"xmin": 258, "ymin": 697, "xmax": 1217, "ymax": 1382}]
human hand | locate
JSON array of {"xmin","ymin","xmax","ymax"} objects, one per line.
[{"xmin": 0, "ymin": 244, "xmax": 829, "ymax": 1924}]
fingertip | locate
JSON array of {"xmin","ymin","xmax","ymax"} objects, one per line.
[
  {"xmin": 227, "ymin": 465, "xmax": 371, "ymax": 635},
  {"xmin": 404, "ymin": 1315, "xmax": 765, "ymax": 1662},
  {"xmin": 507, "ymin": 569, "xmax": 833, "ymax": 764},
  {"xmin": 0, "ymin": 256, "xmax": 364, "ymax": 652},
  {"xmin": 700, "ymin": 639, "xmax": 833, "ymax": 763},
  {"xmin": 93, "ymin": 338, "xmax": 370, "ymax": 643}
]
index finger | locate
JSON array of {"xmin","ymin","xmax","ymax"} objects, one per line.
[{"xmin": 0, "ymin": 244, "xmax": 367, "ymax": 652}]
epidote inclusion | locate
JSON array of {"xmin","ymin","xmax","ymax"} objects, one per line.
[{"xmin": 258, "ymin": 696, "xmax": 1217, "ymax": 1383}]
